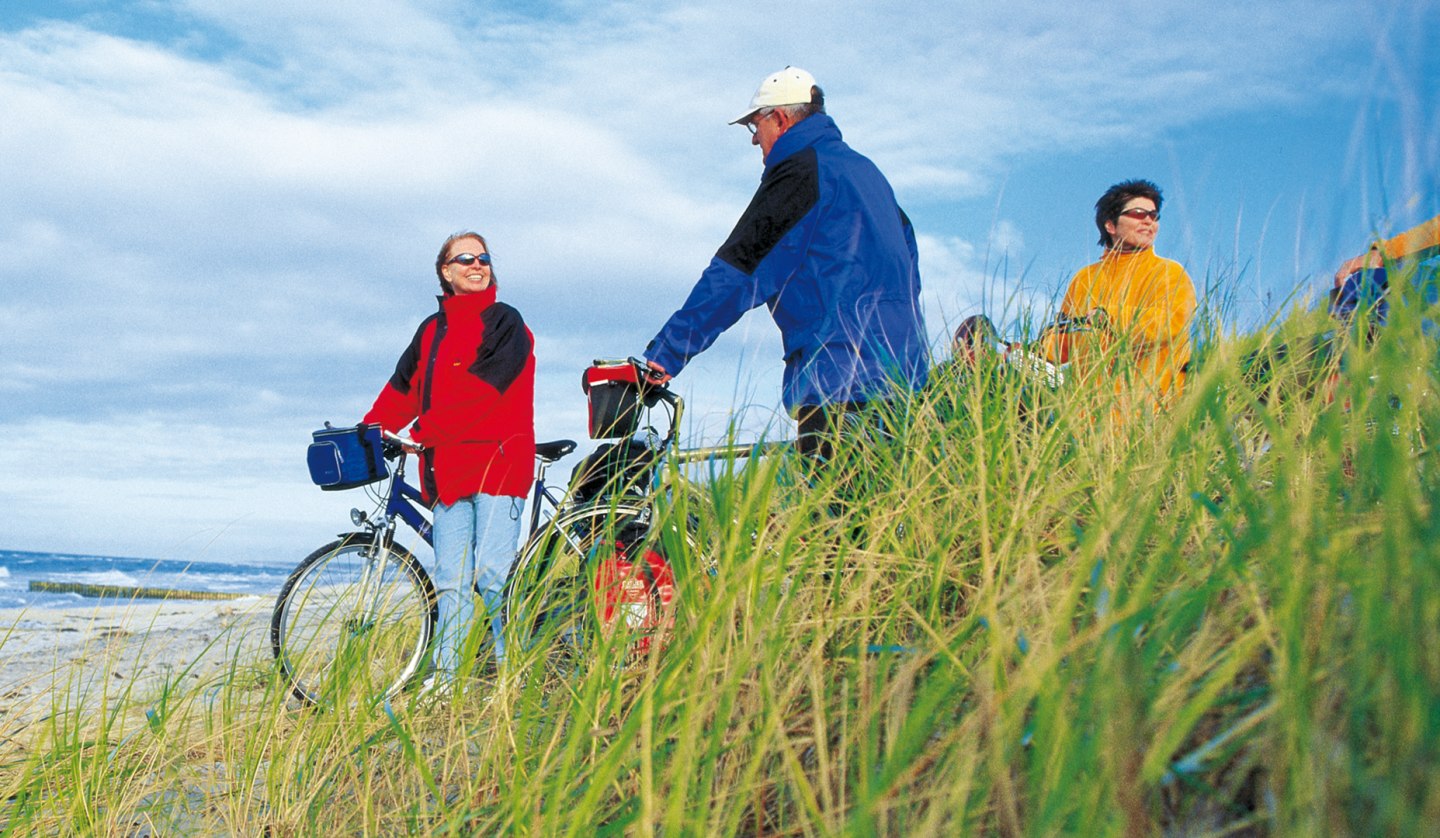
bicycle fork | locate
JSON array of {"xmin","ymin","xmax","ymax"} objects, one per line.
[{"xmin": 345, "ymin": 526, "xmax": 401, "ymax": 638}]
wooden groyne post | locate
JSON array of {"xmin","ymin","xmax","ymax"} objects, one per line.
[{"xmin": 28, "ymin": 581, "xmax": 251, "ymax": 602}]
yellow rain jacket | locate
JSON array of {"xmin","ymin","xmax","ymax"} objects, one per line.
[{"xmin": 1048, "ymin": 247, "xmax": 1196, "ymax": 410}]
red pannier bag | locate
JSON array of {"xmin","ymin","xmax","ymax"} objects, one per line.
[{"xmin": 594, "ymin": 544, "xmax": 676, "ymax": 657}]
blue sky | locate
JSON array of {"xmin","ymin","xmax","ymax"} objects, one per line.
[{"xmin": 1, "ymin": 0, "xmax": 1436, "ymax": 563}]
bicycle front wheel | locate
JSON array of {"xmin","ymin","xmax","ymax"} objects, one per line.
[{"xmin": 271, "ymin": 534, "xmax": 437, "ymax": 705}]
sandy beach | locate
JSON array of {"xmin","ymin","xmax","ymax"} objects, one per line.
[{"xmin": 0, "ymin": 597, "xmax": 274, "ymax": 727}]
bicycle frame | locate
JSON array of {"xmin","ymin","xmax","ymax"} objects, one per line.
[
  {"xmin": 359, "ymin": 436, "xmax": 575, "ymax": 552},
  {"xmin": 528, "ymin": 465, "xmax": 569, "ymax": 536},
  {"xmin": 381, "ymin": 456, "xmax": 432, "ymax": 545}
]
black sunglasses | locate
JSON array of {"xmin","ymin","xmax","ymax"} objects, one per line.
[
  {"xmin": 1117, "ymin": 208, "xmax": 1160, "ymax": 222},
  {"xmin": 446, "ymin": 252, "xmax": 492, "ymax": 267}
]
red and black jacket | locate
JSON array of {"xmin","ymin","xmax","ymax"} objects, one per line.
[{"xmin": 364, "ymin": 285, "xmax": 536, "ymax": 504}]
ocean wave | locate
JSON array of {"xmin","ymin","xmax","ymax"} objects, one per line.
[{"xmin": 68, "ymin": 570, "xmax": 142, "ymax": 587}]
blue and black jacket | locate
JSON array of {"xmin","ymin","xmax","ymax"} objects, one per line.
[{"xmin": 645, "ymin": 113, "xmax": 928, "ymax": 411}]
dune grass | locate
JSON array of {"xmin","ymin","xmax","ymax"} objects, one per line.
[{"xmin": 1, "ymin": 266, "xmax": 1437, "ymax": 835}]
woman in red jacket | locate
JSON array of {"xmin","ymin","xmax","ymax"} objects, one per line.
[{"xmin": 364, "ymin": 231, "xmax": 536, "ymax": 697}]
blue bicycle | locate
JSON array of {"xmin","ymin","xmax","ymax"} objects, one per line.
[
  {"xmin": 269, "ymin": 431, "xmax": 579, "ymax": 704},
  {"xmin": 271, "ymin": 360, "xmax": 746, "ymax": 706}
]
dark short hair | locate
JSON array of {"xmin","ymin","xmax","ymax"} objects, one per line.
[
  {"xmin": 1094, "ymin": 179, "xmax": 1163, "ymax": 249},
  {"xmin": 435, "ymin": 231, "xmax": 493, "ymax": 294}
]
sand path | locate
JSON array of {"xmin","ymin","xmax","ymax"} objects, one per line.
[{"xmin": 0, "ymin": 597, "xmax": 274, "ymax": 728}]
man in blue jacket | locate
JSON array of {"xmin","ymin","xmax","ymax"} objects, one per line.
[{"xmin": 643, "ymin": 67, "xmax": 929, "ymax": 459}]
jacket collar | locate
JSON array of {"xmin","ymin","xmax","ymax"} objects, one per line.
[
  {"xmin": 765, "ymin": 113, "xmax": 841, "ymax": 172},
  {"xmin": 437, "ymin": 284, "xmax": 498, "ymax": 314},
  {"xmin": 1102, "ymin": 245, "xmax": 1155, "ymax": 260}
]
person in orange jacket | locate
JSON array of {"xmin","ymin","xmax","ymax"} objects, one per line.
[
  {"xmin": 1048, "ymin": 179, "xmax": 1197, "ymax": 413},
  {"xmin": 1333, "ymin": 214, "xmax": 1440, "ymax": 285}
]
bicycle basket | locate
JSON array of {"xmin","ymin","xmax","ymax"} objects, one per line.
[
  {"xmin": 582, "ymin": 360, "xmax": 647, "ymax": 439},
  {"xmin": 306, "ymin": 423, "xmax": 389, "ymax": 491}
]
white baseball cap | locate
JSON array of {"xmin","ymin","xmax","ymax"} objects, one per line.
[{"xmin": 730, "ymin": 66, "xmax": 818, "ymax": 125}]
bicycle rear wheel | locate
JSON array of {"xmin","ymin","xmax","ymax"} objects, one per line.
[
  {"xmin": 506, "ymin": 501, "xmax": 673, "ymax": 662},
  {"xmin": 271, "ymin": 533, "xmax": 437, "ymax": 705}
]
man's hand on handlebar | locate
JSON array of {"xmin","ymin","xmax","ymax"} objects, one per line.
[{"xmin": 643, "ymin": 359, "xmax": 672, "ymax": 386}]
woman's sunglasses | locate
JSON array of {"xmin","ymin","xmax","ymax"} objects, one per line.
[
  {"xmin": 447, "ymin": 252, "xmax": 492, "ymax": 267},
  {"xmin": 1117, "ymin": 208, "xmax": 1160, "ymax": 222}
]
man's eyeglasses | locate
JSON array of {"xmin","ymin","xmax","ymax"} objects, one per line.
[
  {"xmin": 1117, "ymin": 208, "xmax": 1160, "ymax": 222},
  {"xmin": 447, "ymin": 252, "xmax": 492, "ymax": 267},
  {"xmin": 744, "ymin": 109, "xmax": 775, "ymax": 136}
]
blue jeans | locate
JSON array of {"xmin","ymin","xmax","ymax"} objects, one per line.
[{"xmin": 429, "ymin": 493, "xmax": 522, "ymax": 680}]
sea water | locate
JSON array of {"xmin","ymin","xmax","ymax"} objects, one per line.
[{"xmin": 0, "ymin": 548, "xmax": 294, "ymax": 610}]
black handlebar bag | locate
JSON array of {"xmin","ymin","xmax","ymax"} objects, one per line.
[{"xmin": 582, "ymin": 361, "xmax": 646, "ymax": 439}]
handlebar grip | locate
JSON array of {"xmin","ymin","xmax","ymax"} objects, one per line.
[
  {"xmin": 380, "ymin": 430, "xmax": 423, "ymax": 457},
  {"xmin": 628, "ymin": 356, "xmax": 678, "ymax": 402}
]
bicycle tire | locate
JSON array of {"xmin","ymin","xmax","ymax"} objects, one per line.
[
  {"xmin": 505, "ymin": 501, "xmax": 672, "ymax": 660},
  {"xmin": 271, "ymin": 533, "xmax": 437, "ymax": 705}
]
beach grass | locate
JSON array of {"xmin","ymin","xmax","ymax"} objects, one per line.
[{"xmin": 1, "ymin": 264, "xmax": 1437, "ymax": 834}]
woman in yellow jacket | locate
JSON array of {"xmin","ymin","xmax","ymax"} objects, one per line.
[{"xmin": 1048, "ymin": 179, "xmax": 1197, "ymax": 415}]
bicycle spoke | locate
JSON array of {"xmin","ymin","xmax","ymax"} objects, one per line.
[
  {"xmin": 507, "ymin": 502, "xmax": 691, "ymax": 671},
  {"xmin": 272, "ymin": 536, "xmax": 435, "ymax": 706}
]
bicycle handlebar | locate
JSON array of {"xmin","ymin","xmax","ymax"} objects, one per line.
[
  {"xmin": 1045, "ymin": 307, "xmax": 1112, "ymax": 336},
  {"xmin": 381, "ymin": 430, "xmax": 422, "ymax": 459},
  {"xmin": 618, "ymin": 356, "xmax": 685, "ymax": 447}
]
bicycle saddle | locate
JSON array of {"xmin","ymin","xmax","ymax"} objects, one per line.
[{"xmin": 536, "ymin": 439, "xmax": 578, "ymax": 462}]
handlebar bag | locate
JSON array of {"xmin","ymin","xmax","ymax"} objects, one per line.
[
  {"xmin": 307, "ymin": 423, "xmax": 389, "ymax": 490},
  {"xmin": 582, "ymin": 361, "xmax": 644, "ymax": 439}
]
